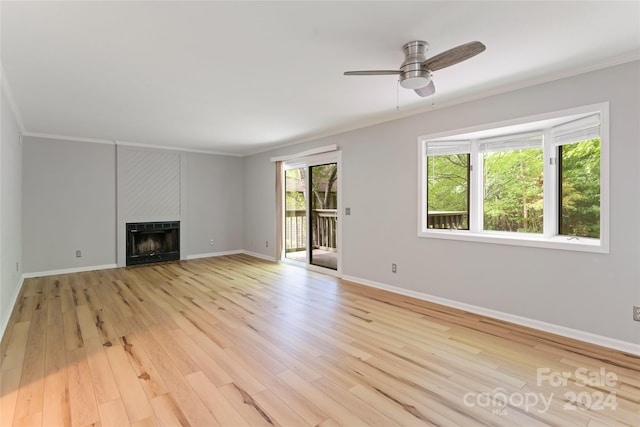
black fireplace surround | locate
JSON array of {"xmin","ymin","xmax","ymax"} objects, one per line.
[{"xmin": 126, "ymin": 221, "xmax": 180, "ymax": 266}]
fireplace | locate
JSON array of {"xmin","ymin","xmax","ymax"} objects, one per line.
[{"xmin": 126, "ymin": 221, "xmax": 180, "ymax": 266}]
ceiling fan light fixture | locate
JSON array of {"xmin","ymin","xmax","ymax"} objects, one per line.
[
  {"xmin": 399, "ymin": 70, "xmax": 431, "ymax": 89},
  {"xmin": 344, "ymin": 39, "xmax": 485, "ymax": 97}
]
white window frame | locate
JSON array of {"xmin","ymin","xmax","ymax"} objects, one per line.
[{"xmin": 418, "ymin": 102, "xmax": 609, "ymax": 253}]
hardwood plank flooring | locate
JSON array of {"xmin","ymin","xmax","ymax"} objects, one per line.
[{"xmin": 1, "ymin": 254, "xmax": 638, "ymax": 426}]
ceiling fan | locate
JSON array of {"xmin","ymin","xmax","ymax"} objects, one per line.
[{"xmin": 344, "ymin": 40, "xmax": 486, "ymax": 97}]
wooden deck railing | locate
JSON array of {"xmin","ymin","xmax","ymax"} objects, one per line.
[
  {"xmin": 285, "ymin": 210, "xmax": 307, "ymax": 252},
  {"xmin": 427, "ymin": 211, "xmax": 467, "ymax": 229},
  {"xmin": 286, "ymin": 210, "xmax": 463, "ymax": 249},
  {"xmin": 313, "ymin": 209, "xmax": 337, "ymax": 251},
  {"xmin": 285, "ymin": 209, "xmax": 338, "ymax": 252}
]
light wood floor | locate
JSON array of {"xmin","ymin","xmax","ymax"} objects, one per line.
[{"xmin": 1, "ymin": 255, "xmax": 638, "ymax": 426}]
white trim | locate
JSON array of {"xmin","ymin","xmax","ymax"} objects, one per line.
[
  {"xmin": 115, "ymin": 140, "xmax": 242, "ymax": 157},
  {"xmin": 241, "ymin": 250, "xmax": 276, "ymax": 262},
  {"xmin": 20, "ymin": 133, "xmax": 241, "ymax": 157},
  {"xmin": 0, "ymin": 275, "xmax": 25, "ymax": 343},
  {"xmin": 336, "ymin": 153, "xmax": 343, "ymax": 276},
  {"xmin": 282, "ymin": 151, "xmax": 340, "ymax": 170},
  {"xmin": 543, "ymin": 128, "xmax": 555, "ymax": 239},
  {"xmin": 342, "ymin": 274, "xmax": 640, "ymax": 356},
  {"xmin": 597, "ymin": 106, "xmax": 610, "ymax": 254},
  {"xmin": 22, "ymin": 264, "xmax": 117, "ymax": 279},
  {"xmin": 186, "ymin": 250, "xmax": 243, "ymax": 260},
  {"xmin": 270, "ymin": 144, "xmax": 338, "ymax": 163},
  {"xmin": 23, "ymin": 132, "xmax": 115, "ymax": 145},
  {"xmin": 418, "ymin": 230, "xmax": 606, "ymax": 253}
]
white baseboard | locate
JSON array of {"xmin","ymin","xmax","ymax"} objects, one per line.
[
  {"xmin": 186, "ymin": 250, "xmax": 243, "ymax": 260},
  {"xmin": 342, "ymin": 274, "xmax": 640, "ymax": 356},
  {"xmin": 0, "ymin": 275, "xmax": 25, "ymax": 343},
  {"xmin": 241, "ymin": 250, "xmax": 276, "ymax": 262},
  {"xmin": 22, "ymin": 264, "xmax": 118, "ymax": 279},
  {"xmin": 186, "ymin": 250, "xmax": 276, "ymax": 262},
  {"xmin": 13, "ymin": 258, "xmax": 635, "ymax": 355}
]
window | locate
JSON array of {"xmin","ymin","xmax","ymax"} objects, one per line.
[
  {"xmin": 554, "ymin": 114, "xmax": 602, "ymax": 239},
  {"xmin": 426, "ymin": 142, "xmax": 470, "ymax": 230},
  {"xmin": 418, "ymin": 103, "xmax": 608, "ymax": 252},
  {"xmin": 480, "ymin": 132, "xmax": 544, "ymax": 233}
]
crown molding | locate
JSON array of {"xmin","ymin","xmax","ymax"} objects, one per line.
[
  {"xmin": 114, "ymin": 140, "xmax": 243, "ymax": 157},
  {"xmin": 20, "ymin": 131, "xmax": 242, "ymax": 157},
  {"xmin": 23, "ymin": 131, "xmax": 115, "ymax": 145}
]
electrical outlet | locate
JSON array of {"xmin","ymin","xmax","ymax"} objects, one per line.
[
  {"xmin": 76, "ymin": 250, "xmax": 82, "ymax": 258},
  {"xmin": 392, "ymin": 263, "xmax": 397, "ymax": 273},
  {"xmin": 634, "ymin": 306, "xmax": 640, "ymax": 321},
  {"xmin": 210, "ymin": 239, "xmax": 214, "ymax": 246},
  {"xmin": 345, "ymin": 207, "xmax": 351, "ymax": 215},
  {"xmin": 266, "ymin": 240, "xmax": 269, "ymax": 248}
]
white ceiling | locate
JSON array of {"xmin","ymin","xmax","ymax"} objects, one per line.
[{"xmin": 2, "ymin": 1, "xmax": 639, "ymax": 156}]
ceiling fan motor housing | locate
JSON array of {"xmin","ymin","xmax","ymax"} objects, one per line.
[{"xmin": 399, "ymin": 40, "xmax": 432, "ymax": 89}]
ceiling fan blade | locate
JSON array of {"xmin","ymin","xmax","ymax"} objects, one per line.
[
  {"xmin": 344, "ymin": 70, "xmax": 401, "ymax": 76},
  {"xmin": 421, "ymin": 41, "xmax": 486, "ymax": 72},
  {"xmin": 414, "ymin": 80, "xmax": 435, "ymax": 97}
]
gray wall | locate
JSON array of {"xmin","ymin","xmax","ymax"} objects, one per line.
[
  {"xmin": 242, "ymin": 153, "xmax": 277, "ymax": 257},
  {"xmin": 22, "ymin": 137, "xmax": 116, "ymax": 272},
  {"xmin": 0, "ymin": 85, "xmax": 23, "ymax": 334},
  {"xmin": 186, "ymin": 152, "xmax": 243, "ymax": 256},
  {"xmin": 243, "ymin": 61, "xmax": 640, "ymax": 345},
  {"xmin": 22, "ymin": 139, "xmax": 245, "ymax": 272}
]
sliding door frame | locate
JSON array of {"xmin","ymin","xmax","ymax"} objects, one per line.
[{"xmin": 282, "ymin": 151, "xmax": 342, "ymax": 276}]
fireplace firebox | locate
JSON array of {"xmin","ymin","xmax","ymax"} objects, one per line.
[{"xmin": 126, "ymin": 221, "xmax": 180, "ymax": 266}]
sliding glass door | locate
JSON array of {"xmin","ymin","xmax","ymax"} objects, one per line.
[
  {"xmin": 309, "ymin": 163, "xmax": 338, "ymax": 269},
  {"xmin": 283, "ymin": 155, "xmax": 339, "ymax": 272},
  {"xmin": 284, "ymin": 167, "xmax": 307, "ymax": 263}
]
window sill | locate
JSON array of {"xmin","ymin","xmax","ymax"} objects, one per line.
[{"xmin": 418, "ymin": 229, "xmax": 607, "ymax": 253}]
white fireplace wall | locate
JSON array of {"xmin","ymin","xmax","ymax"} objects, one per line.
[
  {"xmin": 116, "ymin": 146, "xmax": 185, "ymax": 267},
  {"xmin": 119, "ymin": 148, "xmax": 181, "ymax": 219}
]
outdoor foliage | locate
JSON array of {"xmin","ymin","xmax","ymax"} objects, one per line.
[
  {"xmin": 311, "ymin": 164, "xmax": 338, "ymax": 210},
  {"xmin": 285, "ymin": 168, "xmax": 306, "ymax": 210},
  {"xmin": 483, "ymin": 148, "xmax": 543, "ymax": 233},
  {"xmin": 560, "ymin": 139, "xmax": 600, "ymax": 238},
  {"xmin": 427, "ymin": 154, "xmax": 469, "ymax": 228},
  {"xmin": 426, "ymin": 138, "xmax": 600, "ymax": 237},
  {"xmin": 285, "ymin": 164, "xmax": 337, "ymax": 210}
]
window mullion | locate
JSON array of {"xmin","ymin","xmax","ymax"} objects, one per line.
[
  {"xmin": 543, "ymin": 128, "xmax": 556, "ymax": 238},
  {"xmin": 470, "ymin": 140, "xmax": 482, "ymax": 232}
]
